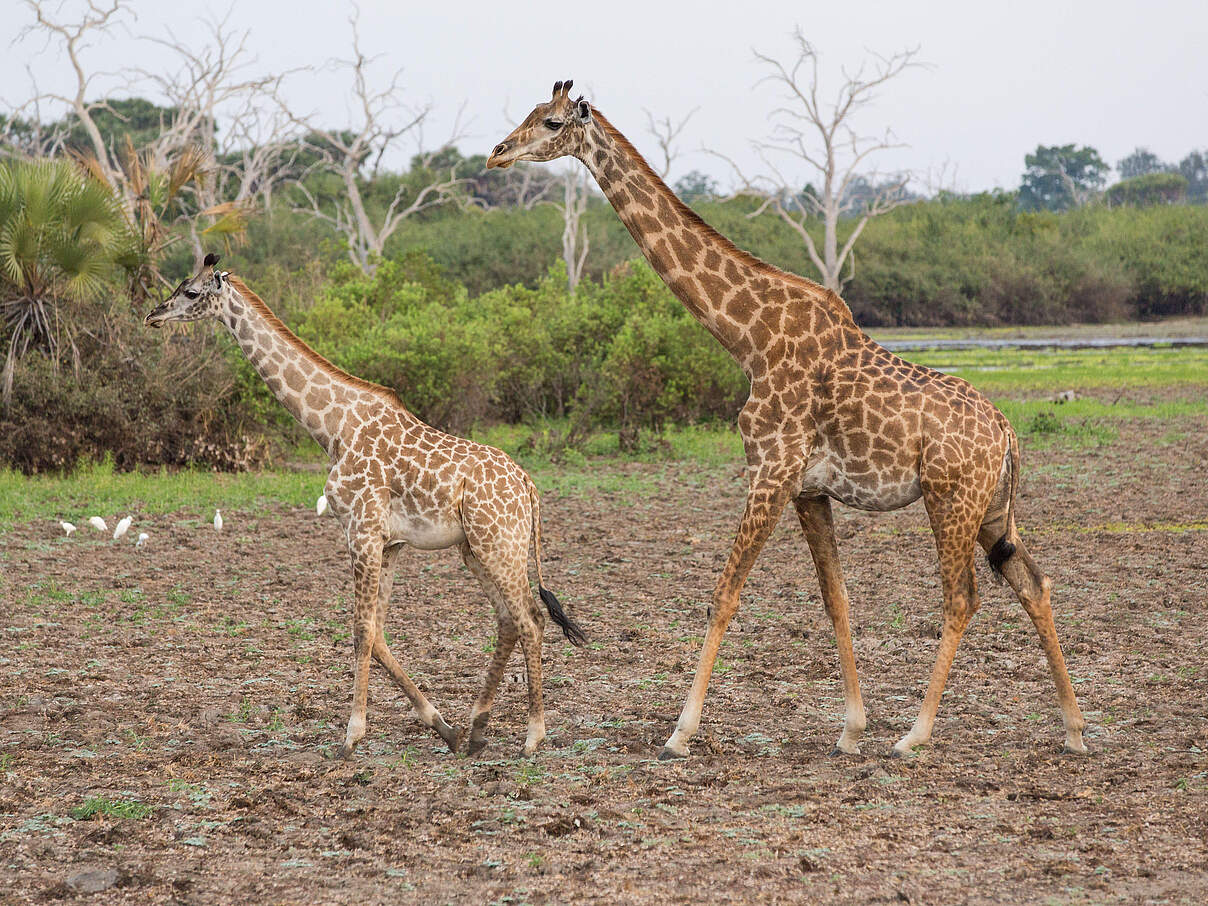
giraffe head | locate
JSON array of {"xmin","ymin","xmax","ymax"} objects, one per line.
[
  {"xmin": 487, "ymin": 79, "xmax": 591, "ymax": 169},
  {"xmin": 144, "ymin": 253, "xmax": 229, "ymax": 327}
]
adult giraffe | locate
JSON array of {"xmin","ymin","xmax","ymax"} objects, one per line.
[
  {"xmin": 145, "ymin": 254, "xmax": 585, "ymax": 758},
  {"xmin": 489, "ymin": 81, "xmax": 1087, "ymax": 759}
]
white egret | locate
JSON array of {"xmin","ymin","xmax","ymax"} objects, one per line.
[
  {"xmin": 88, "ymin": 516, "xmax": 108, "ymax": 532},
  {"xmin": 136, "ymin": 532, "xmax": 149, "ymax": 548},
  {"xmin": 214, "ymin": 509, "xmax": 223, "ymax": 532},
  {"xmin": 113, "ymin": 516, "xmax": 132, "ymax": 540},
  {"xmin": 60, "ymin": 522, "xmax": 76, "ymax": 536},
  {"xmin": 316, "ymin": 495, "xmax": 328, "ymax": 516}
]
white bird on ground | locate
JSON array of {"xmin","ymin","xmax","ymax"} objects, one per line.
[
  {"xmin": 316, "ymin": 495, "xmax": 328, "ymax": 516},
  {"xmin": 60, "ymin": 521, "xmax": 76, "ymax": 536},
  {"xmin": 136, "ymin": 532, "xmax": 149, "ymax": 548},
  {"xmin": 113, "ymin": 516, "xmax": 132, "ymax": 540},
  {"xmin": 88, "ymin": 516, "xmax": 108, "ymax": 532},
  {"xmin": 213, "ymin": 509, "xmax": 223, "ymax": 532}
]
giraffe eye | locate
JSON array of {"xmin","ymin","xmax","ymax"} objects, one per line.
[
  {"xmin": 544, "ymin": 118, "xmax": 564, "ymax": 131},
  {"xmin": 183, "ymin": 289, "xmax": 199, "ymax": 300}
]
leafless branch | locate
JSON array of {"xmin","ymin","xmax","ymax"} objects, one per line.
[
  {"xmin": 742, "ymin": 28, "xmax": 922, "ymax": 291},
  {"xmin": 644, "ymin": 106, "xmax": 699, "ymax": 180},
  {"xmin": 281, "ymin": 10, "xmax": 468, "ymax": 273}
]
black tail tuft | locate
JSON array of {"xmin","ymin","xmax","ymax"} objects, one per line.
[
  {"xmin": 987, "ymin": 535, "xmax": 1016, "ymax": 578},
  {"xmin": 539, "ymin": 585, "xmax": 586, "ymax": 647}
]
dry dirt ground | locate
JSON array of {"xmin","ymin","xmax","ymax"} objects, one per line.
[{"xmin": 2, "ymin": 416, "xmax": 1207, "ymax": 904}]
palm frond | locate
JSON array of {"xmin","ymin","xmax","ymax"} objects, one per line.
[{"xmin": 170, "ymin": 146, "xmax": 211, "ymax": 199}]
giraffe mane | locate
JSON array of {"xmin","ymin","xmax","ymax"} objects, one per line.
[
  {"xmin": 224, "ymin": 275, "xmax": 404, "ymax": 407},
  {"xmin": 590, "ymin": 108, "xmax": 854, "ymax": 323}
]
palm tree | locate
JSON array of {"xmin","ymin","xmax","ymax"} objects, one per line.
[{"xmin": 0, "ymin": 158, "xmax": 129, "ymax": 407}]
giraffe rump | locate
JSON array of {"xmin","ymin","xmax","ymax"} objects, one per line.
[{"xmin": 539, "ymin": 585, "xmax": 586, "ymax": 646}]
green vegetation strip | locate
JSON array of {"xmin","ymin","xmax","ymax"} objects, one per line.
[
  {"xmin": 2, "ymin": 344, "xmax": 1203, "ymax": 529},
  {"xmin": 908, "ymin": 346, "xmax": 1208, "ymax": 393},
  {"xmin": 0, "ymin": 459, "xmax": 324, "ymax": 525}
]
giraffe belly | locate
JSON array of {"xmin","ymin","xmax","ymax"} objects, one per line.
[
  {"xmin": 388, "ymin": 507, "xmax": 467, "ymax": 550},
  {"xmin": 799, "ymin": 455, "xmax": 922, "ymax": 512}
]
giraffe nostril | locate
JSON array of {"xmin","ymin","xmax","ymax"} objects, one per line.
[{"xmin": 493, "ymin": 143, "xmax": 508, "ymax": 156}]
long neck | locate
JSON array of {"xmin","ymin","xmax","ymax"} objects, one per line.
[
  {"xmin": 576, "ymin": 110, "xmax": 849, "ymax": 372},
  {"xmin": 219, "ymin": 277, "xmax": 401, "ymax": 457}
]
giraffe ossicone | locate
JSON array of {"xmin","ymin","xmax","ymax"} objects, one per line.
[
  {"xmin": 145, "ymin": 254, "xmax": 586, "ymax": 759},
  {"xmin": 491, "ymin": 81, "xmax": 1087, "ymax": 760}
]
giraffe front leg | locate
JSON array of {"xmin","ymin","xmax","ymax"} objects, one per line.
[
  {"xmin": 796, "ymin": 496, "xmax": 867, "ymax": 756},
  {"xmin": 338, "ymin": 523, "xmax": 386, "ymax": 759},
  {"xmin": 372, "ymin": 545, "xmax": 459, "ymax": 752},
  {"xmin": 661, "ymin": 474, "xmax": 794, "ymax": 760}
]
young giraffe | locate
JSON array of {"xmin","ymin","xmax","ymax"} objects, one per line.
[
  {"xmin": 145, "ymin": 254, "xmax": 585, "ymax": 758},
  {"xmin": 489, "ymin": 81, "xmax": 1087, "ymax": 759}
]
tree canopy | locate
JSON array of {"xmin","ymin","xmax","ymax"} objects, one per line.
[{"xmin": 1019, "ymin": 144, "xmax": 1109, "ymax": 211}]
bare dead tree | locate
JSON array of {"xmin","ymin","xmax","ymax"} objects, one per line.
[
  {"xmin": 714, "ymin": 30, "xmax": 921, "ymax": 292},
  {"xmin": 472, "ymin": 162, "xmax": 557, "ymax": 210},
  {"xmin": 131, "ymin": 13, "xmax": 305, "ymax": 256},
  {"xmin": 546, "ymin": 165, "xmax": 591, "ymax": 292},
  {"xmin": 16, "ymin": 0, "xmax": 133, "ymax": 199},
  {"xmin": 283, "ymin": 12, "xmax": 467, "ymax": 274},
  {"xmin": 919, "ymin": 158, "xmax": 961, "ymax": 198},
  {"xmin": 644, "ymin": 106, "xmax": 698, "ymax": 180},
  {"xmin": 14, "ymin": 1, "xmax": 302, "ymax": 271}
]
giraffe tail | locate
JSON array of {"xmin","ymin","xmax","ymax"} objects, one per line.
[
  {"xmin": 988, "ymin": 421, "xmax": 1020, "ymax": 578},
  {"xmin": 527, "ymin": 477, "xmax": 587, "ymax": 647}
]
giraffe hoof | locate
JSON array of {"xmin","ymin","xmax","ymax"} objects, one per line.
[
  {"xmin": 434, "ymin": 720, "xmax": 460, "ymax": 753},
  {"xmin": 657, "ymin": 746, "xmax": 687, "ymax": 762},
  {"xmin": 829, "ymin": 745, "xmax": 861, "ymax": 758},
  {"xmin": 464, "ymin": 737, "xmax": 488, "ymax": 757},
  {"xmin": 1062, "ymin": 743, "xmax": 1089, "ymax": 756},
  {"xmin": 337, "ymin": 743, "xmax": 356, "ymax": 760},
  {"xmin": 889, "ymin": 746, "xmax": 914, "ymax": 759}
]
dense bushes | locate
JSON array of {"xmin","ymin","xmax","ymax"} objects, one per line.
[
  {"xmin": 832, "ymin": 194, "xmax": 1206, "ymax": 324},
  {"xmin": 0, "ymin": 305, "xmax": 269, "ymax": 473},
  {"xmin": 289, "ymin": 255, "xmax": 747, "ymax": 443},
  {"xmin": 5, "ymin": 180, "xmax": 1207, "ymax": 473}
]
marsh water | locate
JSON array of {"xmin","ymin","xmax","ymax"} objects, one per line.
[{"xmin": 880, "ymin": 335, "xmax": 1208, "ymax": 352}]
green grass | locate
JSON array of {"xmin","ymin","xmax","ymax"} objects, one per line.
[
  {"xmin": 2, "ymin": 343, "xmax": 1203, "ymax": 527},
  {"xmin": 0, "ymin": 456, "xmax": 325, "ymax": 525},
  {"xmin": 69, "ymin": 796, "xmax": 153, "ymax": 820},
  {"xmin": 905, "ymin": 345, "xmax": 1208, "ymax": 394}
]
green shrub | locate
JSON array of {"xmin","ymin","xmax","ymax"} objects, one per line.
[{"xmin": 0, "ymin": 306, "xmax": 269, "ymax": 474}]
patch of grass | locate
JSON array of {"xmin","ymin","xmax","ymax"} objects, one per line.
[
  {"xmin": 0, "ymin": 456, "xmax": 325, "ymax": 528},
  {"xmin": 906, "ymin": 344, "xmax": 1208, "ymax": 394},
  {"xmin": 70, "ymin": 796, "xmax": 153, "ymax": 821}
]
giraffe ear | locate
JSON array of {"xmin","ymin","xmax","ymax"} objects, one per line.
[{"xmin": 576, "ymin": 98, "xmax": 591, "ymax": 124}]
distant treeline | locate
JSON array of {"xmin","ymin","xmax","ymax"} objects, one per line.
[{"xmin": 226, "ymin": 187, "xmax": 1208, "ymax": 325}]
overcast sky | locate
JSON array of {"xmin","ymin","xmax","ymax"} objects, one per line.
[{"xmin": 4, "ymin": 0, "xmax": 1205, "ymax": 193}]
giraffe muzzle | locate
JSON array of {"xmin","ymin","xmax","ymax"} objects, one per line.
[
  {"xmin": 144, "ymin": 306, "xmax": 170, "ymax": 328},
  {"xmin": 486, "ymin": 143, "xmax": 514, "ymax": 169}
]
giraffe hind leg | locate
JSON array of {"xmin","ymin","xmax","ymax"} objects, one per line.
[
  {"xmin": 369, "ymin": 544, "xmax": 459, "ymax": 752},
  {"xmin": 893, "ymin": 493, "xmax": 981, "ymax": 757},
  {"xmin": 461, "ymin": 543, "xmax": 521, "ymax": 757},
  {"xmin": 977, "ymin": 525, "xmax": 1087, "ymax": 753},
  {"xmin": 464, "ymin": 541, "xmax": 548, "ymax": 756}
]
